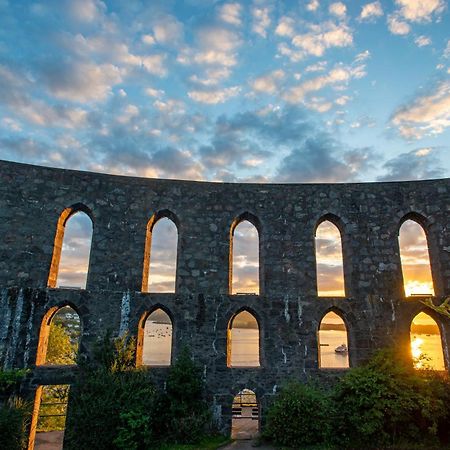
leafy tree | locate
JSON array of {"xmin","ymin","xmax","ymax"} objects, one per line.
[
  {"xmin": 422, "ymin": 296, "xmax": 450, "ymax": 319},
  {"xmin": 46, "ymin": 323, "xmax": 77, "ymax": 365}
]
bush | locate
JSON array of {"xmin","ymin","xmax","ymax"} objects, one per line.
[
  {"xmin": 332, "ymin": 349, "xmax": 449, "ymax": 448},
  {"xmin": 0, "ymin": 397, "xmax": 31, "ymax": 450},
  {"xmin": 65, "ymin": 336, "xmax": 211, "ymax": 449},
  {"xmin": 264, "ymin": 382, "xmax": 332, "ymax": 448},
  {"xmin": 0, "ymin": 369, "xmax": 27, "ymax": 397},
  {"xmin": 162, "ymin": 347, "xmax": 211, "ymax": 443}
]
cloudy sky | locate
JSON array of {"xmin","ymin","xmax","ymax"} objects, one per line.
[{"xmin": 0, "ymin": 0, "xmax": 449, "ymax": 182}]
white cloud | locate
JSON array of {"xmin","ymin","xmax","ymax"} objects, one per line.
[
  {"xmin": 190, "ymin": 68, "xmax": 231, "ymax": 86},
  {"xmin": 307, "ymin": 0, "xmax": 320, "ymax": 12},
  {"xmin": 355, "ymin": 50, "xmax": 371, "ymax": 63},
  {"xmin": 391, "ymin": 81, "xmax": 450, "ymax": 138},
  {"xmin": 305, "ymin": 61, "xmax": 328, "ymax": 72},
  {"xmin": 395, "ymin": 0, "xmax": 445, "ymax": 23},
  {"xmin": 444, "ymin": 40, "xmax": 450, "ymax": 58},
  {"xmin": 275, "ymin": 16, "xmax": 295, "ymax": 37},
  {"xmin": 252, "ymin": 6, "xmax": 271, "ymax": 38},
  {"xmin": 387, "ymin": 14, "xmax": 411, "ymax": 35},
  {"xmin": 219, "ymin": 3, "xmax": 242, "ymax": 26},
  {"xmin": 415, "ymin": 35, "xmax": 431, "ymax": 47},
  {"xmin": 335, "ymin": 95, "xmax": 350, "ymax": 105},
  {"xmin": 66, "ymin": 0, "xmax": 105, "ymax": 23},
  {"xmin": 41, "ymin": 61, "xmax": 123, "ymax": 102},
  {"xmin": 188, "ymin": 86, "xmax": 240, "ymax": 104},
  {"xmin": 284, "ymin": 64, "xmax": 361, "ymax": 104},
  {"xmin": 329, "ymin": 2, "xmax": 346, "ymax": 18},
  {"xmin": 145, "ymin": 87, "xmax": 165, "ymax": 98},
  {"xmin": 359, "ymin": 1, "xmax": 384, "ymax": 21},
  {"xmin": 153, "ymin": 15, "xmax": 183, "ymax": 44},
  {"xmin": 141, "ymin": 34, "xmax": 155, "ymax": 46},
  {"xmin": 251, "ymin": 70, "xmax": 285, "ymax": 94},
  {"xmin": 291, "ymin": 21, "xmax": 353, "ymax": 58}
]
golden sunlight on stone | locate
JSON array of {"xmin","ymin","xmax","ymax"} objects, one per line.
[
  {"xmin": 399, "ymin": 220, "xmax": 434, "ymax": 297},
  {"xmin": 315, "ymin": 221, "xmax": 345, "ymax": 297}
]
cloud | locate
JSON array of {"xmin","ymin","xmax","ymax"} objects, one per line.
[
  {"xmin": 180, "ymin": 26, "xmax": 242, "ymax": 68},
  {"xmin": 219, "ymin": 3, "xmax": 242, "ymax": 26},
  {"xmin": 275, "ymin": 16, "xmax": 295, "ymax": 37},
  {"xmin": 141, "ymin": 34, "xmax": 155, "ymax": 46},
  {"xmin": 66, "ymin": 0, "xmax": 106, "ymax": 23},
  {"xmin": 250, "ymin": 70, "xmax": 285, "ymax": 94},
  {"xmin": 153, "ymin": 14, "xmax": 184, "ymax": 45},
  {"xmin": 359, "ymin": 1, "xmax": 384, "ymax": 21},
  {"xmin": 251, "ymin": 5, "xmax": 271, "ymax": 38},
  {"xmin": 377, "ymin": 148, "xmax": 444, "ymax": 181},
  {"xmin": 307, "ymin": 0, "xmax": 320, "ymax": 12},
  {"xmin": 276, "ymin": 136, "xmax": 374, "ymax": 182},
  {"xmin": 329, "ymin": 2, "xmax": 346, "ymax": 18},
  {"xmin": 38, "ymin": 60, "xmax": 122, "ymax": 102},
  {"xmin": 188, "ymin": 86, "xmax": 240, "ymax": 104},
  {"xmin": 387, "ymin": 14, "xmax": 411, "ymax": 35},
  {"xmin": 415, "ymin": 35, "xmax": 431, "ymax": 47},
  {"xmin": 391, "ymin": 81, "xmax": 450, "ymax": 138},
  {"xmin": 394, "ymin": 0, "xmax": 445, "ymax": 23},
  {"xmin": 283, "ymin": 63, "xmax": 365, "ymax": 105},
  {"xmin": 444, "ymin": 40, "xmax": 450, "ymax": 58},
  {"xmin": 284, "ymin": 21, "xmax": 353, "ymax": 61}
]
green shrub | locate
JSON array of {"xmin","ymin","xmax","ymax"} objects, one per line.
[
  {"xmin": 0, "ymin": 397, "xmax": 31, "ymax": 450},
  {"xmin": 0, "ymin": 369, "xmax": 27, "ymax": 396},
  {"xmin": 162, "ymin": 347, "xmax": 211, "ymax": 443},
  {"xmin": 65, "ymin": 368, "xmax": 157, "ymax": 450},
  {"xmin": 65, "ymin": 336, "xmax": 211, "ymax": 449},
  {"xmin": 264, "ymin": 381, "xmax": 332, "ymax": 447},
  {"xmin": 332, "ymin": 349, "xmax": 449, "ymax": 448}
]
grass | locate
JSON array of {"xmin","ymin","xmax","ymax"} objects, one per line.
[{"xmin": 157, "ymin": 435, "xmax": 232, "ymax": 450}]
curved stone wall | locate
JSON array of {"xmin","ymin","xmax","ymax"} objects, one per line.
[{"xmin": 0, "ymin": 159, "xmax": 449, "ymax": 434}]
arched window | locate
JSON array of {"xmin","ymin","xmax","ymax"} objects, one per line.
[
  {"xmin": 48, "ymin": 207, "xmax": 93, "ymax": 289},
  {"xmin": 142, "ymin": 214, "xmax": 178, "ymax": 293},
  {"xmin": 315, "ymin": 220, "xmax": 345, "ymax": 297},
  {"xmin": 230, "ymin": 219, "xmax": 259, "ymax": 295},
  {"xmin": 227, "ymin": 310, "xmax": 260, "ymax": 367},
  {"xmin": 399, "ymin": 219, "xmax": 434, "ymax": 297},
  {"xmin": 318, "ymin": 311, "xmax": 349, "ymax": 369},
  {"xmin": 410, "ymin": 312, "xmax": 445, "ymax": 370},
  {"xmin": 36, "ymin": 306, "xmax": 81, "ymax": 366},
  {"xmin": 139, "ymin": 308, "xmax": 173, "ymax": 366},
  {"xmin": 231, "ymin": 389, "xmax": 259, "ymax": 439}
]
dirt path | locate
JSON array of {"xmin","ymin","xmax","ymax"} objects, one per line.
[{"xmin": 220, "ymin": 440, "xmax": 276, "ymax": 450}]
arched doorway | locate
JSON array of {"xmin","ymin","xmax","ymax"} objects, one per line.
[{"xmin": 231, "ymin": 389, "xmax": 259, "ymax": 439}]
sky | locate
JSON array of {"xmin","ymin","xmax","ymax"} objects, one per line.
[{"xmin": 0, "ymin": 0, "xmax": 449, "ymax": 182}]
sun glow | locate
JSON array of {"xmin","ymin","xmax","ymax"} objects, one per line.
[{"xmin": 411, "ymin": 336, "xmax": 424, "ymax": 367}]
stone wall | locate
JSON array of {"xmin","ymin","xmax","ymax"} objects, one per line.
[{"xmin": 0, "ymin": 159, "xmax": 449, "ymax": 436}]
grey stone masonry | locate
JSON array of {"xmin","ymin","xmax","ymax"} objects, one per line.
[{"xmin": 0, "ymin": 159, "xmax": 449, "ymax": 435}]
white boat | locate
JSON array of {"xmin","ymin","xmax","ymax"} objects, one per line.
[{"xmin": 335, "ymin": 343, "xmax": 348, "ymax": 354}]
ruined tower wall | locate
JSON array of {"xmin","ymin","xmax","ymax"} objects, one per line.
[{"xmin": 0, "ymin": 159, "xmax": 449, "ymax": 433}]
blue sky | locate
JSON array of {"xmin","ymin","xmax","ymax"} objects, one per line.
[{"xmin": 0, "ymin": 0, "xmax": 449, "ymax": 182}]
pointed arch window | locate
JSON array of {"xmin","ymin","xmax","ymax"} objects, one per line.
[
  {"xmin": 230, "ymin": 218, "xmax": 260, "ymax": 295},
  {"xmin": 137, "ymin": 308, "xmax": 173, "ymax": 366},
  {"xmin": 48, "ymin": 207, "xmax": 93, "ymax": 289},
  {"xmin": 318, "ymin": 311, "xmax": 349, "ymax": 369},
  {"xmin": 315, "ymin": 220, "xmax": 345, "ymax": 297},
  {"xmin": 227, "ymin": 310, "xmax": 260, "ymax": 367},
  {"xmin": 36, "ymin": 306, "xmax": 81, "ymax": 366},
  {"xmin": 399, "ymin": 219, "xmax": 434, "ymax": 297},
  {"xmin": 142, "ymin": 213, "xmax": 178, "ymax": 293},
  {"xmin": 410, "ymin": 312, "xmax": 445, "ymax": 370}
]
